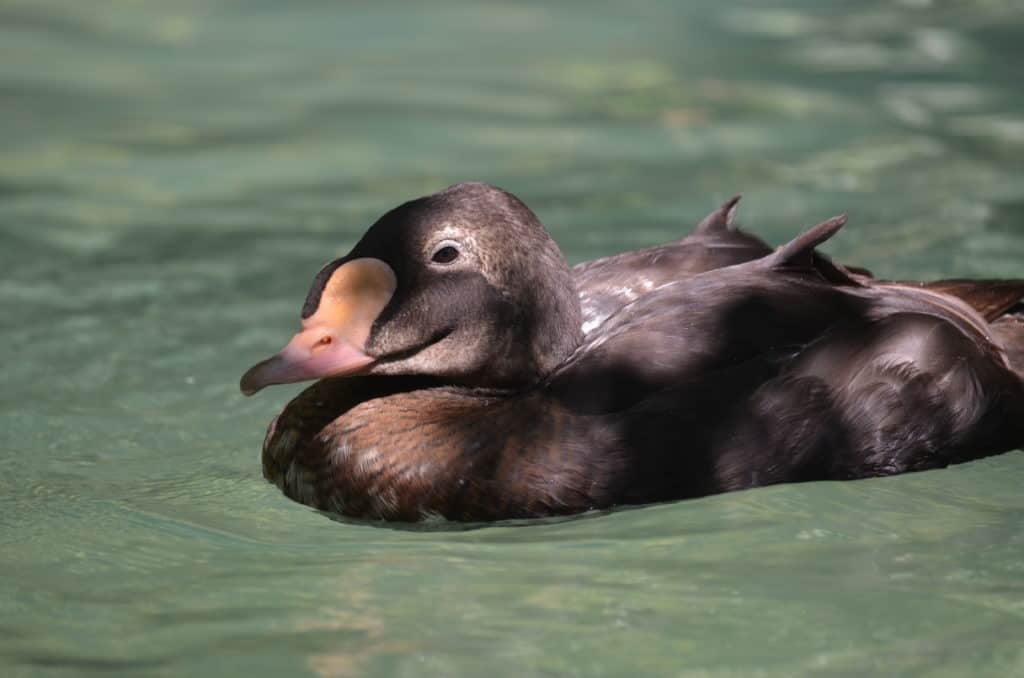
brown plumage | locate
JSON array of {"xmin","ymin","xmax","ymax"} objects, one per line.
[{"xmin": 243, "ymin": 183, "xmax": 1024, "ymax": 522}]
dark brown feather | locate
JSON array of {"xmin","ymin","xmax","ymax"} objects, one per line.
[
  {"xmin": 923, "ymin": 279, "xmax": 1024, "ymax": 321},
  {"xmin": 250, "ymin": 184, "xmax": 1024, "ymax": 523}
]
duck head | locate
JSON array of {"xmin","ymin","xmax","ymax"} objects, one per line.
[{"xmin": 240, "ymin": 182, "xmax": 583, "ymax": 395}]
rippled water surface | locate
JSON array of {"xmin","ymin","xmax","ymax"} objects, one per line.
[{"xmin": 3, "ymin": 1, "xmax": 1024, "ymax": 675}]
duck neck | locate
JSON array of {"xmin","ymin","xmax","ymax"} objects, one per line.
[
  {"xmin": 527, "ymin": 270, "xmax": 584, "ymax": 381},
  {"xmin": 475, "ymin": 267, "xmax": 583, "ymax": 391}
]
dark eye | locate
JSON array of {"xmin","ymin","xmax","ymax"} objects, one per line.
[{"xmin": 431, "ymin": 245, "xmax": 460, "ymax": 264}]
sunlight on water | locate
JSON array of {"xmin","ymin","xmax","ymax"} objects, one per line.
[{"xmin": 2, "ymin": 0, "xmax": 1023, "ymax": 675}]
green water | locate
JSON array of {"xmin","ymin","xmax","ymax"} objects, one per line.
[{"xmin": 3, "ymin": 0, "xmax": 1024, "ymax": 675}]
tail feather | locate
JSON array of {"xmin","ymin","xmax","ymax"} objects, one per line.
[
  {"xmin": 991, "ymin": 309, "xmax": 1024, "ymax": 448},
  {"xmin": 991, "ymin": 311, "xmax": 1024, "ymax": 379},
  {"xmin": 925, "ymin": 279, "xmax": 1024, "ymax": 322}
]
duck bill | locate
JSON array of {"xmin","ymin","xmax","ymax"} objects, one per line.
[
  {"xmin": 239, "ymin": 331, "xmax": 375, "ymax": 396},
  {"xmin": 239, "ymin": 257, "xmax": 397, "ymax": 396}
]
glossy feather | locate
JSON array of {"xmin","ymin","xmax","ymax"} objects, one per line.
[{"xmin": 252, "ymin": 185, "xmax": 1024, "ymax": 522}]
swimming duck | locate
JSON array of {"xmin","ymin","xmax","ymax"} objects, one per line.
[{"xmin": 241, "ymin": 182, "xmax": 1024, "ymax": 522}]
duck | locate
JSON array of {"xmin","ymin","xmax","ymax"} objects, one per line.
[{"xmin": 240, "ymin": 182, "xmax": 1024, "ymax": 522}]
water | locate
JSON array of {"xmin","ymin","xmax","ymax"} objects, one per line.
[{"xmin": 2, "ymin": 0, "xmax": 1024, "ymax": 675}]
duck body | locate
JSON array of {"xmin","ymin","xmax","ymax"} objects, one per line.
[{"xmin": 247, "ymin": 186, "xmax": 1024, "ymax": 522}]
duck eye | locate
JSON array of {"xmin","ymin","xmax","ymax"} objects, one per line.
[{"xmin": 431, "ymin": 245, "xmax": 460, "ymax": 265}]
